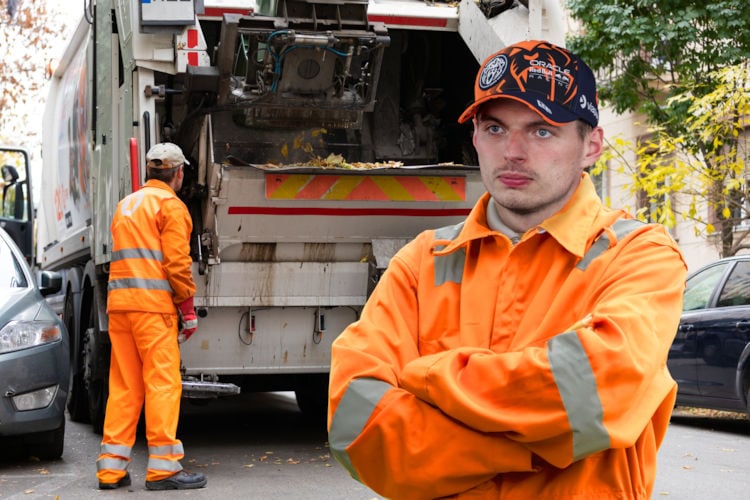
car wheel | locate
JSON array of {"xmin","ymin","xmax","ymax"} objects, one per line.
[
  {"xmin": 27, "ymin": 420, "xmax": 65, "ymax": 460},
  {"xmin": 65, "ymin": 291, "xmax": 90, "ymax": 423}
]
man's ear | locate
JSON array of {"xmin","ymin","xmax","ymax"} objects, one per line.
[{"xmin": 583, "ymin": 126, "xmax": 604, "ymax": 167}]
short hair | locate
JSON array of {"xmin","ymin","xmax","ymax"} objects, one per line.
[
  {"xmin": 146, "ymin": 165, "xmax": 180, "ymax": 183},
  {"xmin": 576, "ymin": 121, "xmax": 593, "ymax": 141}
]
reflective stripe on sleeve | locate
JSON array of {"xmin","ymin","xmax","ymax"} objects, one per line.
[
  {"xmin": 329, "ymin": 378, "xmax": 391, "ymax": 480},
  {"xmin": 108, "ymin": 277, "xmax": 174, "ymax": 292},
  {"xmin": 112, "ymin": 248, "xmax": 164, "ymax": 262},
  {"xmin": 548, "ymin": 330, "xmax": 610, "ymax": 461}
]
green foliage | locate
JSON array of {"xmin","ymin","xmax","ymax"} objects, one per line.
[
  {"xmin": 596, "ymin": 64, "xmax": 750, "ymax": 256},
  {"xmin": 567, "ymin": 0, "xmax": 750, "ymax": 130}
]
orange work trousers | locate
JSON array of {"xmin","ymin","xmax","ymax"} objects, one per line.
[{"xmin": 96, "ymin": 311, "xmax": 184, "ymax": 483}]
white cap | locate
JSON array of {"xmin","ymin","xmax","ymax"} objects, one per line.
[{"xmin": 146, "ymin": 143, "xmax": 189, "ymax": 169}]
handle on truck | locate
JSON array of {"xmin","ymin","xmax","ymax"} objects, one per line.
[{"xmin": 129, "ymin": 138, "xmax": 140, "ymax": 192}]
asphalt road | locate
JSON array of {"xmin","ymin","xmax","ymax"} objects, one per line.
[
  {"xmin": 0, "ymin": 395, "xmax": 748, "ymax": 499},
  {"xmin": 0, "ymin": 392, "xmax": 382, "ymax": 500}
]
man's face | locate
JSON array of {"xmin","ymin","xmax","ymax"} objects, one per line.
[{"xmin": 472, "ymin": 99, "xmax": 603, "ymax": 232}]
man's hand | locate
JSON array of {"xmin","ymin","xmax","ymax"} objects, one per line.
[{"xmin": 177, "ymin": 297, "xmax": 198, "ymax": 343}]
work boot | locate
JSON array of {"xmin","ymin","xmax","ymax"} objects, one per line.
[
  {"xmin": 98, "ymin": 472, "xmax": 131, "ymax": 490},
  {"xmin": 145, "ymin": 470, "xmax": 207, "ymax": 490}
]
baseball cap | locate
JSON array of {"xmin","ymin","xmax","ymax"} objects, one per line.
[
  {"xmin": 458, "ymin": 40, "xmax": 599, "ymax": 127},
  {"xmin": 146, "ymin": 143, "xmax": 189, "ymax": 169}
]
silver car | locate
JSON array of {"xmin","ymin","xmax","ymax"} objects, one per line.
[{"xmin": 0, "ymin": 227, "xmax": 69, "ymax": 459}]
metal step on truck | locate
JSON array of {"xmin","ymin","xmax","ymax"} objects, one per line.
[{"xmin": 37, "ymin": 0, "xmax": 565, "ymax": 432}]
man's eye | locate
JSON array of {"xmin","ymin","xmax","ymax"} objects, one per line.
[
  {"xmin": 537, "ymin": 129, "xmax": 552, "ymax": 138},
  {"xmin": 487, "ymin": 125, "xmax": 502, "ymax": 134}
]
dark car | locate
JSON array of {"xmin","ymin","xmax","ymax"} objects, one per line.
[
  {"xmin": 0, "ymin": 227, "xmax": 69, "ymax": 459},
  {"xmin": 669, "ymin": 255, "xmax": 750, "ymax": 418}
]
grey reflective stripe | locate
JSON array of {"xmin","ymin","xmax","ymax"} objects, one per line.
[
  {"xmin": 433, "ymin": 222, "xmax": 466, "ymax": 286},
  {"xmin": 97, "ymin": 457, "xmax": 130, "ymax": 471},
  {"xmin": 434, "ymin": 247, "xmax": 466, "ymax": 285},
  {"xmin": 329, "ymin": 378, "xmax": 391, "ymax": 480},
  {"xmin": 112, "ymin": 248, "xmax": 164, "ymax": 262},
  {"xmin": 100, "ymin": 443, "xmax": 132, "ymax": 458},
  {"xmin": 149, "ymin": 443, "xmax": 185, "ymax": 456},
  {"xmin": 147, "ymin": 457, "xmax": 183, "ymax": 472},
  {"xmin": 577, "ymin": 218, "xmax": 646, "ymax": 270},
  {"xmin": 548, "ymin": 330, "xmax": 610, "ymax": 460},
  {"xmin": 108, "ymin": 277, "xmax": 173, "ymax": 292},
  {"xmin": 434, "ymin": 221, "xmax": 464, "ymax": 241}
]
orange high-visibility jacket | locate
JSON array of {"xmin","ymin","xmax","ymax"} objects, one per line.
[
  {"xmin": 108, "ymin": 179, "xmax": 195, "ymax": 312},
  {"xmin": 329, "ymin": 174, "xmax": 687, "ymax": 499}
]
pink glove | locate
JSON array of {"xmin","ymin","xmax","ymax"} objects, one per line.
[{"xmin": 177, "ymin": 297, "xmax": 198, "ymax": 343}]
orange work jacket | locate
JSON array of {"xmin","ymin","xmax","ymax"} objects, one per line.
[
  {"xmin": 328, "ymin": 174, "xmax": 687, "ymax": 499},
  {"xmin": 107, "ymin": 179, "xmax": 195, "ymax": 313}
]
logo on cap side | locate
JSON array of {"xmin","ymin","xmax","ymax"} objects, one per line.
[
  {"xmin": 479, "ymin": 54, "xmax": 508, "ymax": 91},
  {"xmin": 579, "ymin": 94, "xmax": 600, "ymax": 123}
]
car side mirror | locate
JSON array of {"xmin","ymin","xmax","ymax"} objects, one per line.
[{"xmin": 38, "ymin": 271, "xmax": 62, "ymax": 297}]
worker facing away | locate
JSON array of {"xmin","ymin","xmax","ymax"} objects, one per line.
[
  {"xmin": 96, "ymin": 142, "xmax": 206, "ymax": 490},
  {"xmin": 328, "ymin": 40, "xmax": 687, "ymax": 499}
]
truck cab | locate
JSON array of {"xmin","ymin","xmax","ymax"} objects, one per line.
[{"xmin": 0, "ymin": 146, "xmax": 33, "ymax": 264}]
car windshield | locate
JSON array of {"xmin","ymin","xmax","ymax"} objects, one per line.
[{"xmin": 0, "ymin": 236, "xmax": 28, "ymax": 289}]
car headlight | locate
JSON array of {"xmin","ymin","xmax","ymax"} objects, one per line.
[
  {"xmin": 12, "ymin": 385, "xmax": 59, "ymax": 411},
  {"xmin": 0, "ymin": 321, "xmax": 61, "ymax": 354}
]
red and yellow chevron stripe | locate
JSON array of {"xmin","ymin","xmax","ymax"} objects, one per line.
[{"xmin": 265, "ymin": 174, "xmax": 466, "ymax": 202}]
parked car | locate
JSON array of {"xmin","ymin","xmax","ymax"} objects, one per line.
[
  {"xmin": 669, "ymin": 255, "xmax": 750, "ymax": 418},
  {"xmin": 0, "ymin": 227, "xmax": 69, "ymax": 459}
]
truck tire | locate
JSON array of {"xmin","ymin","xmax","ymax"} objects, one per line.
[
  {"xmin": 294, "ymin": 373, "xmax": 329, "ymax": 427},
  {"xmin": 65, "ymin": 291, "xmax": 90, "ymax": 423},
  {"xmin": 83, "ymin": 298, "xmax": 109, "ymax": 434}
]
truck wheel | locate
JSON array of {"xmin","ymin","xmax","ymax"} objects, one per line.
[
  {"xmin": 294, "ymin": 373, "xmax": 329, "ymax": 427},
  {"xmin": 83, "ymin": 299, "xmax": 109, "ymax": 434},
  {"xmin": 65, "ymin": 292, "xmax": 90, "ymax": 423}
]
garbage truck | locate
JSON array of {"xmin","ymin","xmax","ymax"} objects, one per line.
[{"xmin": 38, "ymin": 0, "xmax": 565, "ymax": 431}]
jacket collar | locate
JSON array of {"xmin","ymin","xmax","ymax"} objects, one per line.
[
  {"xmin": 435, "ymin": 173, "xmax": 609, "ymax": 259},
  {"xmin": 143, "ymin": 178, "xmax": 176, "ymax": 195}
]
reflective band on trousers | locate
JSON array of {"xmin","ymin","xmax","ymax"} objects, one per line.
[
  {"xmin": 147, "ymin": 457, "xmax": 183, "ymax": 472},
  {"xmin": 329, "ymin": 378, "xmax": 391, "ymax": 480},
  {"xmin": 112, "ymin": 248, "xmax": 164, "ymax": 262},
  {"xmin": 101, "ymin": 442, "xmax": 132, "ymax": 458},
  {"xmin": 108, "ymin": 277, "xmax": 174, "ymax": 292},
  {"xmin": 547, "ymin": 330, "xmax": 610, "ymax": 460},
  {"xmin": 97, "ymin": 457, "xmax": 129, "ymax": 471},
  {"xmin": 149, "ymin": 443, "xmax": 185, "ymax": 456}
]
